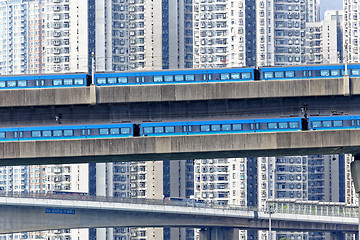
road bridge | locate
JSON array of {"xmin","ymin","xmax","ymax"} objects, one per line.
[
  {"xmin": 0, "ymin": 129, "xmax": 359, "ymax": 166},
  {"xmin": 0, "ymin": 194, "xmax": 357, "ymax": 238}
]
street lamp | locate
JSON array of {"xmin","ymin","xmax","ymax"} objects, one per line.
[
  {"xmin": 265, "ymin": 200, "xmax": 275, "ymax": 240},
  {"xmin": 350, "ymin": 157, "xmax": 360, "ymax": 240},
  {"xmin": 265, "ymin": 158, "xmax": 276, "ymax": 240}
]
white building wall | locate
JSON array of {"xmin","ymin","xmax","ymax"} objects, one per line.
[
  {"xmin": 193, "ymin": 0, "xmax": 247, "ymax": 68},
  {"xmin": 344, "ymin": 0, "xmax": 360, "ymax": 63}
]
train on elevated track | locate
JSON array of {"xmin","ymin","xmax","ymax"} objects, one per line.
[
  {"xmin": 0, "ymin": 115, "xmax": 358, "ymax": 141},
  {"xmin": 0, "ymin": 63, "xmax": 357, "ymax": 89}
]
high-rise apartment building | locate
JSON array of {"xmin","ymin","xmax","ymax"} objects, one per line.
[
  {"xmin": 0, "ymin": 0, "xmax": 192, "ymax": 75},
  {"xmin": 193, "ymin": 0, "xmax": 256, "ymax": 68},
  {"xmin": 257, "ymin": 0, "xmax": 320, "ymax": 67},
  {"xmin": 193, "ymin": 154, "xmax": 355, "ymax": 240},
  {"xmin": 88, "ymin": 160, "xmax": 194, "ymax": 240},
  {"xmin": 344, "ymin": 0, "xmax": 360, "ymax": 63},
  {"xmin": 257, "ymin": 154, "xmax": 354, "ymax": 240},
  {"xmin": 0, "ymin": 0, "xmax": 30, "ymax": 74},
  {"xmin": 305, "ymin": 10, "xmax": 343, "ymax": 64},
  {"xmin": 193, "ymin": 158, "xmax": 247, "ymax": 239}
]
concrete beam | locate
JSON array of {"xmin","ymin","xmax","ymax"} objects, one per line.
[
  {"xmin": 199, "ymin": 227, "xmax": 239, "ymax": 240},
  {"xmin": 0, "ymin": 129, "xmax": 360, "ymax": 166},
  {"xmin": 1, "ymin": 78, "xmax": 360, "ymax": 107}
]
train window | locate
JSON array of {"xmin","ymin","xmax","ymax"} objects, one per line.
[
  {"xmin": 204, "ymin": 74, "xmax": 208, "ymax": 80},
  {"xmin": 323, "ymin": 121, "xmax": 332, "ymax": 127},
  {"xmin": 233, "ymin": 124, "xmax": 242, "ymax": 130},
  {"xmin": 268, "ymin": 123, "xmax": 278, "ymax": 129},
  {"xmin": 53, "ymin": 130, "xmax": 62, "ymax": 137},
  {"xmin": 154, "ymin": 76, "xmax": 163, "ymax": 82},
  {"xmin": 121, "ymin": 128, "xmax": 131, "ymax": 134},
  {"xmin": 164, "ymin": 76, "xmax": 173, "ymax": 82},
  {"xmin": 31, "ymin": 131, "xmax": 41, "ymax": 137},
  {"xmin": 18, "ymin": 81, "xmax": 27, "ymax": 87},
  {"xmin": 264, "ymin": 72, "xmax": 274, "ymax": 79},
  {"xmin": 175, "ymin": 75, "xmax": 184, "ymax": 81},
  {"xmin": 275, "ymin": 71, "xmax": 284, "ymax": 78},
  {"xmin": 165, "ymin": 126, "xmax": 175, "ymax": 133},
  {"xmin": 242, "ymin": 72, "xmax": 251, "ymax": 79},
  {"xmin": 110, "ymin": 128, "xmax": 120, "ymax": 135},
  {"xmin": 118, "ymin": 77, "xmax": 127, "ymax": 83},
  {"xmin": 0, "ymin": 82, "xmax": 5, "ymax": 87},
  {"xmin": 53, "ymin": 79, "xmax": 63, "ymax": 85},
  {"xmin": 108, "ymin": 77, "xmax": 117, "ymax": 84},
  {"xmin": 250, "ymin": 123, "xmax": 254, "ymax": 130},
  {"xmin": 352, "ymin": 120, "xmax": 355, "ymax": 126},
  {"xmin": 231, "ymin": 73, "xmax": 240, "ymax": 79},
  {"xmin": 312, "ymin": 121, "xmax": 321, "ymax": 128},
  {"xmin": 64, "ymin": 79, "xmax": 73, "ymax": 85},
  {"xmin": 278, "ymin": 122, "xmax": 288, "ymax": 128},
  {"xmin": 97, "ymin": 78, "xmax": 106, "ymax": 84},
  {"xmin": 285, "ymin": 71, "xmax": 295, "ymax": 78},
  {"xmin": 99, "ymin": 129, "xmax": 109, "ymax": 135},
  {"xmin": 0, "ymin": 132, "xmax": 5, "ymax": 138},
  {"xmin": 14, "ymin": 132, "xmax": 17, "ymax": 138},
  {"xmin": 222, "ymin": 124, "xmax": 231, "ymax": 131},
  {"xmin": 357, "ymin": 120, "xmax": 360, "ymax": 126},
  {"xmin": 155, "ymin": 127, "xmax": 164, "ymax": 133},
  {"xmin": 185, "ymin": 75, "xmax": 195, "ymax": 81},
  {"xmin": 289, "ymin": 122, "xmax": 299, "ymax": 128},
  {"xmin": 211, "ymin": 124, "xmax": 221, "ymax": 131},
  {"xmin": 7, "ymin": 81, "xmax": 16, "ymax": 87},
  {"xmin": 331, "ymin": 70, "xmax": 340, "ymax": 76},
  {"xmin": 42, "ymin": 130, "xmax": 52, "ymax": 137},
  {"xmin": 200, "ymin": 125, "xmax": 210, "ymax": 132},
  {"xmin": 333, "ymin": 120, "xmax": 343, "ymax": 127},
  {"xmin": 320, "ymin": 70, "xmax": 330, "ymax": 77},
  {"xmin": 220, "ymin": 73, "xmax": 230, "ymax": 80},
  {"xmin": 143, "ymin": 127, "xmax": 153, "ymax": 134},
  {"xmin": 352, "ymin": 69, "xmax": 360, "ymax": 75},
  {"xmin": 74, "ymin": 78, "xmax": 84, "ymax": 85},
  {"xmin": 187, "ymin": 126, "xmax": 191, "ymax": 132}
]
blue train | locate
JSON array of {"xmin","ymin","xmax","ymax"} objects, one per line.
[
  {"xmin": 0, "ymin": 73, "xmax": 90, "ymax": 89},
  {"xmin": 0, "ymin": 63, "xmax": 358, "ymax": 89},
  {"xmin": 0, "ymin": 115, "xmax": 358, "ymax": 141}
]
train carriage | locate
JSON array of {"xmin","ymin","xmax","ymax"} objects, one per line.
[
  {"xmin": 94, "ymin": 67, "xmax": 255, "ymax": 86},
  {"xmin": 0, "ymin": 73, "xmax": 89, "ymax": 89}
]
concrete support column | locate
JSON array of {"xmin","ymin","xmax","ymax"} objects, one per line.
[
  {"xmin": 199, "ymin": 227, "xmax": 239, "ymax": 240},
  {"xmin": 330, "ymin": 232, "xmax": 344, "ymax": 240},
  {"xmin": 351, "ymin": 156, "xmax": 360, "ymax": 240},
  {"xmin": 343, "ymin": 75, "xmax": 350, "ymax": 96}
]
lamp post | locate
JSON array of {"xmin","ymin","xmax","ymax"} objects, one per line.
[
  {"xmin": 266, "ymin": 158, "xmax": 275, "ymax": 240},
  {"xmin": 350, "ymin": 157, "xmax": 360, "ymax": 240}
]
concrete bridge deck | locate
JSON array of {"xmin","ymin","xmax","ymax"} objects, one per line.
[
  {"xmin": 0, "ymin": 77, "xmax": 357, "ymax": 107},
  {"xmin": 0, "ymin": 195, "xmax": 357, "ymax": 234},
  {"xmin": 0, "ymin": 129, "xmax": 359, "ymax": 166}
]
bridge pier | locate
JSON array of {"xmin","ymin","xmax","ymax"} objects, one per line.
[
  {"xmin": 351, "ymin": 156, "xmax": 360, "ymax": 240},
  {"xmin": 330, "ymin": 232, "xmax": 344, "ymax": 240},
  {"xmin": 199, "ymin": 227, "xmax": 239, "ymax": 240}
]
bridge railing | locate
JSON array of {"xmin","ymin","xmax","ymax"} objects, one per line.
[
  {"xmin": 265, "ymin": 199, "xmax": 358, "ymax": 218},
  {"xmin": 1, "ymin": 192, "xmax": 358, "ymax": 218},
  {"xmin": 0, "ymin": 192, "xmax": 257, "ymax": 212}
]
